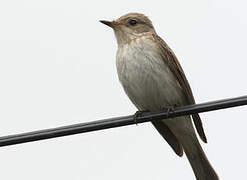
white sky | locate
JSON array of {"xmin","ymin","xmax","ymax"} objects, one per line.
[{"xmin": 0, "ymin": 0, "xmax": 247, "ymax": 179}]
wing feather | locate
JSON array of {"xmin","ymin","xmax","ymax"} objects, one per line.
[
  {"xmin": 152, "ymin": 34, "xmax": 207, "ymax": 143},
  {"xmin": 152, "ymin": 121, "xmax": 183, "ymax": 156}
]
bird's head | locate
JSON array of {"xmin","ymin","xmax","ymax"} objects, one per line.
[{"xmin": 100, "ymin": 13, "xmax": 155, "ymax": 45}]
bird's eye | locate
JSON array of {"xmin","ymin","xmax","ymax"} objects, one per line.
[{"xmin": 129, "ymin": 19, "xmax": 137, "ymax": 26}]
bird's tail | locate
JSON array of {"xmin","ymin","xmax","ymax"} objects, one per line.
[
  {"xmin": 171, "ymin": 116, "xmax": 219, "ymax": 180},
  {"xmin": 180, "ymin": 131, "xmax": 218, "ymax": 180}
]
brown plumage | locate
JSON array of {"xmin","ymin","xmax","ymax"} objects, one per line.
[
  {"xmin": 100, "ymin": 12, "xmax": 218, "ymax": 180},
  {"xmin": 152, "ymin": 33, "xmax": 207, "ymax": 143}
]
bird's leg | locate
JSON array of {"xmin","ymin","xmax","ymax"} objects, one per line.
[
  {"xmin": 162, "ymin": 104, "xmax": 177, "ymax": 118},
  {"xmin": 133, "ymin": 110, "xmax": 150, "ymax": 125}
]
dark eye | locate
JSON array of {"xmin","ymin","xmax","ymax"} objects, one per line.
[{"xmin": 129, "ymin": 19, "xmax": 137, "ymax": 26}]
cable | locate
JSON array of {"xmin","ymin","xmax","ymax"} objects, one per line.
[{"xmin": 0, "ymin": 95, "xmax": 247, "ymax": 147}]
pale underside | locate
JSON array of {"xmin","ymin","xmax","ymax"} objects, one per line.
[
  {"xmin": 112, "ymin": 13, "xmax": 217, "ymax": 179},
  {"xmin": 116, "ymin": 36, "xmax": 187, "ymax": 111},
  {"xmin": 116, "ymin": 36, "xmax": 196, "ymax": 156}
]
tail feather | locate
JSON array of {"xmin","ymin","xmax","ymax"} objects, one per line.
[
  {"xmin": 180, "ymin": 132, "xmax": 219, "ymax": 180},
  {"xmin": 165, "ymin": 116, "xmax": 219, "ymax": 180}
]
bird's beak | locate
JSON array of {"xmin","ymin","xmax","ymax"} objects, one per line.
[{"xmin": 100, "ymin": 20, "xmax": 113, "ymax": 28}]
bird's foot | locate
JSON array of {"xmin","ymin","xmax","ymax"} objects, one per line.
[
  {"xmin": 162, "ymin": 105, "xmax": 177, "ymax": 118},
  {"xmin": 133, "ymin": 110, "xmax": 150, "ymax": 125}
]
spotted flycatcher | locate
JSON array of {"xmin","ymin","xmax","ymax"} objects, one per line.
[{"xmin": 100, "ymin": 13, "xmax": 218, "ymax": 180}]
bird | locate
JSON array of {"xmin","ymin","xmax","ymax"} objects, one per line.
[{"xmin": 100, "ymin": 13, "xmax": 218, "ymax": 180}]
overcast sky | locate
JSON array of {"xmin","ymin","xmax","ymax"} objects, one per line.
[{"xmin": 0, "ymin": 0, "xmax": 247, "ymax": 179}]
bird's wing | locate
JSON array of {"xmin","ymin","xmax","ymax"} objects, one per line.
[
  {"xmin": 152, "ymin": 121, "xmax": 183, "ymax": 156},
  {"xmin": 152, "ymin": 34, "xmax": 207, "ymax": 143}
]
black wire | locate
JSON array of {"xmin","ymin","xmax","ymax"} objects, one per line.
[{"xmin": 0, "ymin": 95, "xmax": 247, "ymax": 147}]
